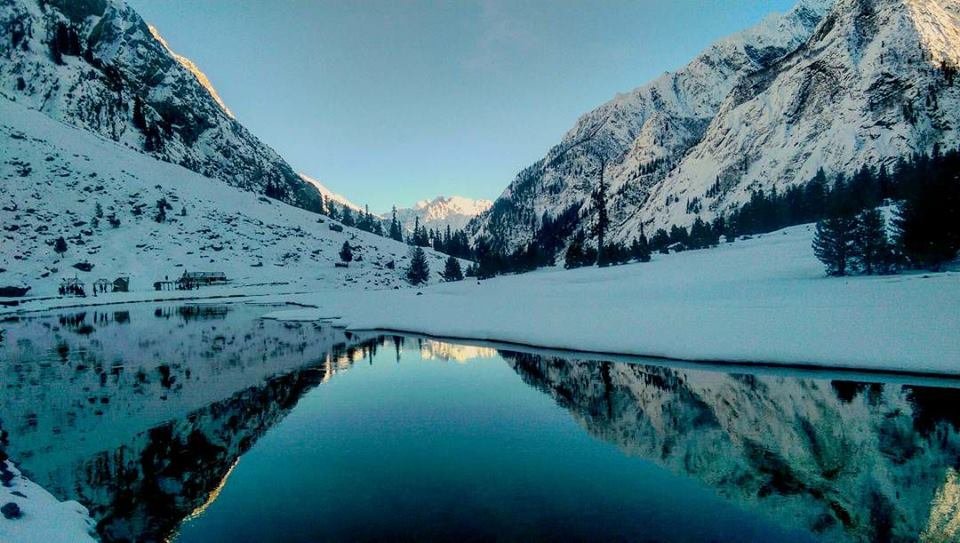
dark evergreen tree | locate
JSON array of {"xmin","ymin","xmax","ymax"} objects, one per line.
[
  {"xmin": 442, "ymin": 256, "xmax": 463, "ymax": 282},
  {"xmin": 852, "ymin": 208, "xmax": 892, "ymax": 275},
  {"xmin": 894, "ymin": 153, "xmax": 960, "ymax": 270},
  {"xmin": 132, "ymin": 96, "xmax": 146, "ymax": 131},
  {"xmin": 340, "ymin": 206, "xmax": 355, "ymax": 227},
  {"xmin": 650, "ymin": 228, "xmax": 670, "ymax": 254},
  {"xmin": 630, "ymin": 234, "xmax": 651, "ymax": 262},
  {"xmin": 411, "ymin": 217, "xmax": 430, "ymax": 247},
  {"xmin": 339, "ymin": 241, "xmax": 353, "ymax": 263},
  {"xmin": 389, "ymin": 206, "xmax": 404, "ymax": 242},
  {"xmin": 591, "ymin": 159, "xmax": 610, "ymax": 266},
  {"xmin": 669, "ymin": 225, "xmax": 689, "ymax": 250},
  {"xmin": 406, "ymin": 247, "xmax": 430, "ymax": 285},
  {"xmin": 154, "ymin": 198, "xmax": 171, "ymax": 223},
  {"xmin": 688, "ymin": 217, "xmax": 714, "ymax": 249},
  {"xmin": 564, "ymin": 230, "xmax": 587, "ymax": 269},
  {"xmin": 813, "ymin": 215, "xmax": 857, "ymax": 276},
  {"xmin": 54, "ymin": 236, "xmax": 68, "ymax": 256}
]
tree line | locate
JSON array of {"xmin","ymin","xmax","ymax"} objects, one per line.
[
  {"xmin": 812, "ymin": 148, "xmax": 960, "ymax": 275},
  {"xmin": 462, "ymin": 147, "xmax": 959, "ymax": 279}
]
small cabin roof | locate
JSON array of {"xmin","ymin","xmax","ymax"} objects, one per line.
[{"xmin": 182, "ymin": 271, "xmax": 226, "ymax": 278}]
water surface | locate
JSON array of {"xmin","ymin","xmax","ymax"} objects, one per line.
[{"xmin": 1, "ymin": 302, "xmax": 958, "ymax": 542}]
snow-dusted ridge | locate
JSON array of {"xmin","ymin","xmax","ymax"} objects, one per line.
[
  {"xmin": 299, "ymin": 173, "xmax": 366, "ymax": 214},
  {"xmin": 147, "ymin": 24, "xmax": 234, "ymax": 119}
]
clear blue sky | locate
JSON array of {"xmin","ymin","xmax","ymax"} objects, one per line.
[{"xmin": 127, "ymin": 0, "xmax": 796, "ymax": 212}]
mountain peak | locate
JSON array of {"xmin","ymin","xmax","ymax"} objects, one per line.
[
  {"xmin": 399, "ymin": 196, "xmax": 493, "ymax": 232},
  {"xmin": 147, "ymin": 25, "xmax": 235, "ymax": 118}
]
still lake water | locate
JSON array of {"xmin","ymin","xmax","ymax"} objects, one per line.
[{"xmin": 2, "ymin": 302, "xmax": 960, "ymax": 542}]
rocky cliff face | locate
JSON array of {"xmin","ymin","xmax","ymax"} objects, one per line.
[
  {"xmin": 0, "ymin": 0, "xmax": 321, "ymax": 211},
  {"xmin": 632, "ymin": 0, "xmax": 960, "ymax": 237},
  {"xmin": 471, "ymin": 0, "xmax": 960, "ymax": 251}
]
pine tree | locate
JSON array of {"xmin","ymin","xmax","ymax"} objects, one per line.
[
  {"xmin": 442, "ymin": 256, "xmax": 463, "ymax": 282},
  {"xmin": 132, "ymin": 96, "xmax": 146, "ymax": 131},
  {"xmin": 154, "ymin": 198, "xmax": 170, "ymax": 223},
  {"xmin": 894, "ymin": 162, "xmax": 960, "ymax": 270},
  {"xmin": 669, "ymin": 225, "xmax": 689, "ymax": 249},
  {"xmin": 340, "ymin": 206, "xmax": 355, "ymax": 227},
  {"xmin": 54, "ymin": 236, "xmax": 68, "ymax": 256},
  {"xmin": 631, "ymin": 234, "xmax": 651, "ymax": 262},
  {"xmin": 339, "ymin": 241, "xmax": 353, "ymax": 263},
  {"xmin": 389, "ymin": 206, "xmax": 404, "ymax": 242},
  {"xmin": 564, "ymin": 231, "xmax": 586, "ymax": 269},
  {"xmin": 852, "ymin": 208, "xmax": 891, "ymax": 275},
  {"xmin": 813, "ymin": 215, "xmax": 857, "ymax": 276},
  {"xmin": 406, "ymin": 247, "xmax": 430, "ymax": 285},
  {"xmin": 591, "ymin": 158, "xmax": 610, "ymax": 266},
  {"xmin": 650, "ymin": 228, "xmax": 670, "ymax": 254}
]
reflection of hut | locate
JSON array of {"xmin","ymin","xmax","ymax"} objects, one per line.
[
  {"xmin": 113, "ymin": 277, "xmax": 130, "ymax": 292},
  {"xmin": 178, "ymin": 271, "xmax": 227, "ymax": 290},
  {"xmin": 93, "ymin": 278, "xmax": 111, "ymax": 295},
  {"xmin": 59, "ymin": 277, "xmax": 86, "ymax": 297}
]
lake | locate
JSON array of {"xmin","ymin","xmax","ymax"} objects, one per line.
[{"xmin": 1, "ymin": 302, "xmax": 959, "ymax": 542}]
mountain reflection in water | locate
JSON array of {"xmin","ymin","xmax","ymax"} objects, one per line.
[
  {"xmin": 504, "ymin": 351, "xmax": 960, "ymax": 542},
  {"xmin": 0, "ymin": 304, "xmax": 958, "ymax": 542}
]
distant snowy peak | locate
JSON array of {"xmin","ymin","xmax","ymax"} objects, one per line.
[
  {"xmin": 299, "ymin": 174, "xmax": 365, "ymax": 213},
  {"xmin": 398, "ymin": 196, "xmax": 493, "ymax": 232},
  {"xmin": 147, "ymin": 25, "xmax": 234, "ymax": 118}
]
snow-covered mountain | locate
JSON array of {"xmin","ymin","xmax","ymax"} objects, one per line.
[
  {"xmin": 470, "ymin": 0, "xmax": 960, "ymax": 250},
  {"xmin": 397, "ymin": 196, "xmax": 492, "ymax": 233},
  {"xmin": 0, "ymin": 0, "xmax": 321, "ymax": 211},
  {"xmin": 0, "ymin": 98, "xmax": 452, "ymax": 294}
]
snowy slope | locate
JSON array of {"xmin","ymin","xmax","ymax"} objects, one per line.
[
  {"xmin": 396, "ymin": 195, "xmax": 493, "ymax": 232},
  {"xmin": 469, "ymin": 0, "xmax": 834, "ymax": 250},
  {"xmin": 0, "ymin": 97, "xmax": 452, "ymax": 296},
  {"xmin": 267, "ymin": 224, "xmax": 960, "ymax": 374},
  {"xmin": 0, "ymin": 0, "xmax": 321, "ymax": 211}
]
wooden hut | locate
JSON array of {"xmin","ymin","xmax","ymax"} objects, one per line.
[
  {"xmin": 178, "ymin": 271, "xmax": 228, "ymax": 290},
  {"xmin": 113, "ymin": 277, "xmax": 130, "ymax": 292}
]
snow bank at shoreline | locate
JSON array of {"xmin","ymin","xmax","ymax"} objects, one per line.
[
  {"xmin": 265, "ymin": 224, "xmax": 960, "ymax": 375},
  {"xmin": 0, "ymin": 460, "xmax": 97, "ymax": 543}
]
